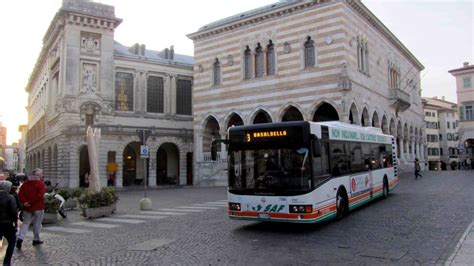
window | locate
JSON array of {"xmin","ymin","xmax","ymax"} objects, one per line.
[
  {"xmin": 425, "ymin": 112, "xmax": 431, "ymax": 117},
  {"xmin": 255, "ymin": 43, "xmax": 264, "ymax": 78},
  {"xmin": 357, "ymin": 37, "xmax": 369, "ymax": 75},
  {"xmin": 115, "ymin": 72, "xmax": 134, "ymax": 111},
  {"xmin": 213, "ymin": 58, "xmax": 221, "ymax": 85},
  {"xmin": 244, "ymin": 46, "xmax": 252, "ymax": 80},
  {"xmin": 266, "ymin": 41, "xmax": 275, "ymax": 75},
  {"xmin": 447, "ymin": 122, "xmax": 450, "ymax": 129},
  {"xmin": 433, "ymin": 112, "xmax": 436, "ymax": 117},
  {"xmin": 460, "ymin": 107, "xmax": 464, "ymax": 120},
  {"xmin": 304, "ymin": 36, "xmax": 315, "ymax": 68},
  {"xmin": 466, "ymin": 106, "xmax": 473, "ymax": 120},
  {"xmin": 440, "ymin": 148, "xmax": 443, "ymax": 156},
  {"xmin": 85, "ymin": 114, "xmax": 94, "ymax": 127},
  {"xmin": 388, "ymin": 65, "xmax": 399, "ymax": 89},
  {"xmin": 464, "ymin": 77, "xmax": 472, "ymax": 88},
  {"xmin": 439, "ymin": 134, "xmax": 443, "ymax": 141},
  {"xmin": 147, "ymin": 76, "xmax": 164, "ymax": 113},
  {"xmin": 447, "ymin": 133, "xmax": 453, "ymax": 141},
  {"xmin": 176, "ymin": 79, "xmax": 192, "ymax": 115}
]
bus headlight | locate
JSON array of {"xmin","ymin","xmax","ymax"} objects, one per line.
[
  {"xmin": 229, "ymin": 202, "xmax": 241, "ymax": 211},
  {"xmin": 289, "ymin": 205, "xmax": 312, "ymax": 213}
]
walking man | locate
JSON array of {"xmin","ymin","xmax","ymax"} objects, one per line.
[
  {"xmin": 16, "ymin": 168, "xmax": 47, "ymax": 249},
  {"xmin": 415, "ymin": 158, "xmax": 422, "ymax": 179},
  {"xmin": 0, "ymin": 181, "xmax": 18, "ymax": 265}
]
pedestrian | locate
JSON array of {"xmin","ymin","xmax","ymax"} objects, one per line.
[
  {"xmin": 467, "ymin": 158, "xmax": 472, "ymax": 170},
  {"xmin": 0, "ymin": 181, "xmax": 18, "ymax": 266},
  {"xmin": 16, "ymin": 168, "xmax": 47, "ymax": 249},
  {"xmin": 415, "ymin": 158, "xmax": 422, "ymax": 179}
]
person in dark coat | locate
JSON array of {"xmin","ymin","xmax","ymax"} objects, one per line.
[
  {"xmin": 0, "ymin": 181, "xmax": 18, "ymax": 266},
  {"xmin": 415, "ymin": 158, "xmax": 422, "ymax": 179}
]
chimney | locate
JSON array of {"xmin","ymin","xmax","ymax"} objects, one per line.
[
  {"xmin": 442, "ymin": 96, "xmax": 445, "ymax": 100},
  {"xmin": 129, "ymin": 43, "xmax": 140, "ymax": 55},
  {"xmin": 464, "ymin": 62, "xmax": 469, "ymax": 67},
  {"xmin": 164, "ymin": 48, "xmax": 169, "ymax": 59},
  {"xmin": 140, "ymin": 44, "xmax": 146, "ymax": 56},
  {"xmin": 170, "ymin": 45, "xmax": 174, "ymax": 60}
]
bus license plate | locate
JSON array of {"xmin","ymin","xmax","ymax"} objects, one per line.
[{"xmin": 258, "ymin": 213, "xmax": 270, "ymax": 219}]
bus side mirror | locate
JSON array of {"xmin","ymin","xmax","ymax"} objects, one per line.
[
  {"xmin": 312, "ymin": 138, "xmax": 321, "ymax": 157},
  {"xmin": 211, "ymin": 139, "xmax": 218, "ymax": 161}
]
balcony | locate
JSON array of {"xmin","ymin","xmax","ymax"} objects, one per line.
[{"xmin": 389, "ymin": 88, "xmax": 411, "ymax": 112}]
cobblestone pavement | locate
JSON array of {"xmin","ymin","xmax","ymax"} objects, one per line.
[{"xmin": 2, "ymin": 170, "xmax": 474, "ymax": 265}]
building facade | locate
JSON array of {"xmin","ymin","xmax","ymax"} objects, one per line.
[
  {"xmin": 449, "ymin": 62, "xmax": 474, "ymax": 167},
  {"xmin": 25, "ymin": 0, "xmax": 194, "ymax": 188},
  {"xmin": 423, "ymin": 97, "xmax": 459, "ymax": 170},
  {"xmin": 188, "ymin": 0, "xmax": 425, "ymax": 185}
]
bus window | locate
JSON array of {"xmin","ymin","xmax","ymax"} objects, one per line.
[
  {"xmin": 312, "ymin": 141, "xmax": 330, "ymax": 177},
  {"xmin": 362, "ymin": 143, "xmax": 372, "ymax": 170},
  {"xmin": 350, "ymin": 142, "xmax": 364, "ymax": 173},
  {"xmin": 370, "ymin": 144, "xmax": 380, "ymax": 170},
  {"xmin": 330, "ymin": 142, "xmax": 350, "ymax": 177},
  {"xmin": 382, "ymin": 144, "xmax": 393, "ymax": 167}
]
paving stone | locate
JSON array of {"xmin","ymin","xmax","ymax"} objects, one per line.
[{"xmin": 128, "ymin": 239, "xmax": 175, "ymax": 251}]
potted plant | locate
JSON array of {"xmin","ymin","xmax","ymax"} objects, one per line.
[
  {"xmin": 58, "ymin": 188, "xmax": 82, "ymax": 210},
  {"xmin": 78, "ymin": 187, "xmax": 119, "ymax": 219},
  {"xmin": 43, "ymin": 194, "xmax": 61, "ymax": 224}
]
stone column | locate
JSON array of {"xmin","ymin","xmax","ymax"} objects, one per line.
[
  {"xmin": 170, "ymin": 75, "xmax": 177, "ymax": 115},
  {"xmin": 220, "ymin": 130, "xmax": 227, "ymax": 160},
  {"xmin": 115, "ymin": 151, "xmax": 123, "ymax": 188},
  {"xmin": 399, "ymin": 140, "xmax": 405, "ymax": 163},
  {"xmin": 164, "ymin": 74, "xmax": 171, "ymax": 115}
]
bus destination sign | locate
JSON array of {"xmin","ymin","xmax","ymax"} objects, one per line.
[{"xmin": 245, "ymin": 130, "xmax": 288, "ymax": 143}]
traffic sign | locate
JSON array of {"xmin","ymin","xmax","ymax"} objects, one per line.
[{"xmin": 140, "ymin": 145, "xmax": 149, "ymax": 158}]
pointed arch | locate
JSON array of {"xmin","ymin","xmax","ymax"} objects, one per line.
[
  {"xmin": 349, "ymin": 102, "xmax": 359, "ymax": 125},
  {"xmin": 361, "ymin": 107, "xmax": 370, "ymax": 127},
  {"xmin": 371, "ymin": 111, "xmax": 380, "ymax": 127},
  {"xmin": 389, "ymin": 118, "xmax": 396, "ymax": 136},
  {"xmin": 251, "ymin": 109, "xmax": 273, "ymax": 124},
  {"xmin": 313, "ymin": 102, "xmax": 340, "ymax": 122},
  {"xmin": 225, "ymin": 112, "xmax": 244, "ymax": 129},
  {"xmin": 280, "ymin": 105, "xmax": 304, "ymax": 122},
  {"xmin": 381, "ymin": 115, "xmax": 388, "ymax": 134},
  {"xmin": 202, "ymin": 115, "xmax": 221, "ymax": 153}
]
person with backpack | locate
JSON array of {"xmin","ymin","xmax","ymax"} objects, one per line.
[{"xmin": 415, "ymin": 158, "xmax": 422, "ymax": 179}]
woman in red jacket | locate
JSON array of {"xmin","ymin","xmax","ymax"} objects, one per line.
[{"xmin": 16, "ymin": 168, "xmax": 46, "ymax": 249}]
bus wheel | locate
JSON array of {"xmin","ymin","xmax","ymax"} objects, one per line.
[
  {"xmin": 336, "ymin": 190, "xmax": 348, "ymax": 220},
  {"xmin": 382, "ymin": 177, "xmax": 389, "ymax": 199}
]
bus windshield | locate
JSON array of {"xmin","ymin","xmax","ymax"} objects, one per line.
[{"xmin": 228, "ymin": 147, "xmax": 312, "ymax": 195}]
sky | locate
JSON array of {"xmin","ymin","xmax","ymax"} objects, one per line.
[{"xmin": 0, "ymin": 0, "xmax": 472, "ymax": 145}]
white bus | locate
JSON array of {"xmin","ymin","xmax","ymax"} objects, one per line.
[{"xmin": 212, "ymin": 121, "xmax": 398, "ymax": 223}]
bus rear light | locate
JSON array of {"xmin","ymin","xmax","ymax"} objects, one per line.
[
  {"xmin": 289, "ymin": 205, "xmax": 312, "ymax": 213},
  {"xmin": 229, "ymin": 202, "xmax": 241, "ymax": 211}
]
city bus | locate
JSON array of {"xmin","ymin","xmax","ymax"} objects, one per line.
[{"xmin": 211, "ymin": 121, "xmax": 398, "ymax": 223}]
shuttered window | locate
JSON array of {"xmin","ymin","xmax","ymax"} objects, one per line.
[
  {"xmin": 213, "ymin": 59, "xmax": 221, "ymax": 85},
  {"xmin": 244, "ymin": 46, "xmax": 252, "ymax": 79},
  {"xmin": 304, "ymin": 37, "xmax": 315, "ymax": 68},
  {"xmin": 266, "ymin": 41, "xmax": 275, "ymax": 75},
  {"xmin": 255, "ymin": 44, "xmax": 264, "ymax": 78}
]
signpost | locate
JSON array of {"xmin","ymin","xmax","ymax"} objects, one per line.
[{"xmin": 137, "ymin": 129, "xmax": 152, "ymax": 210}]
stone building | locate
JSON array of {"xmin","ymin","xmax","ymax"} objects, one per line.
[
  {"xmin": 449, "ymin": 62, "xmax": 474, "ymax": 167},
  {"xmin": 188, "ymin": 0, "xmax": 425, "ymax": 185},
  {"xmin": 17, "ymin": 125, "xmax": 28, "ymax": 173},
  {"xmin": 0, "ymin": 122, "xmax": 6, "ymax": 170},
  {"xmin": 25, "ymin": 0, "xmax": 194, "ymax": 188},
  {"xmin": 422, "ymin": 97, "xmax": 459, "ymax": 170}
]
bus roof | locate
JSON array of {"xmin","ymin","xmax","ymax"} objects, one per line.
[{"xmin": 313, "ymin": 121, "xmax": 392, "ymax": 144}]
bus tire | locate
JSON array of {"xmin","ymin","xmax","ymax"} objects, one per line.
[
  {"xmin": 336, "ymin": 188, "xmax": 348, "ymax": 220},
  {"xmin": 382, "ymin": 176, "xmax": 389, "ymax": 199}
]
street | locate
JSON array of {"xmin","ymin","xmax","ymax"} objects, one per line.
[{"xmin": 3, "ymin": 170, "xmax": 474, "ymax": 265}]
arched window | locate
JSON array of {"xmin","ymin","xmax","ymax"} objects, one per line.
[
  {"xmin": 304, "ymin": 37, "xmax": 315, "ymax": 68},
  {"xmin": 266, "ymin": 40, "xmax": 275, "ymax": 75},
  {"xmin": 255, "ymin": 43, "xmax": 264, "ymax": 78},
  {"xmin": 213, "ymin": 58, "xmax": 221, "ymax": 85},
  {"xmin": 244, "ymin": 46, "xmax": 252, "ymax": 79}
]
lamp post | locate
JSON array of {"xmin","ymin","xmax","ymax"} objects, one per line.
[{"xmin": 136, "ymin": 129, "xmax": 152, "ymax": 210}]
